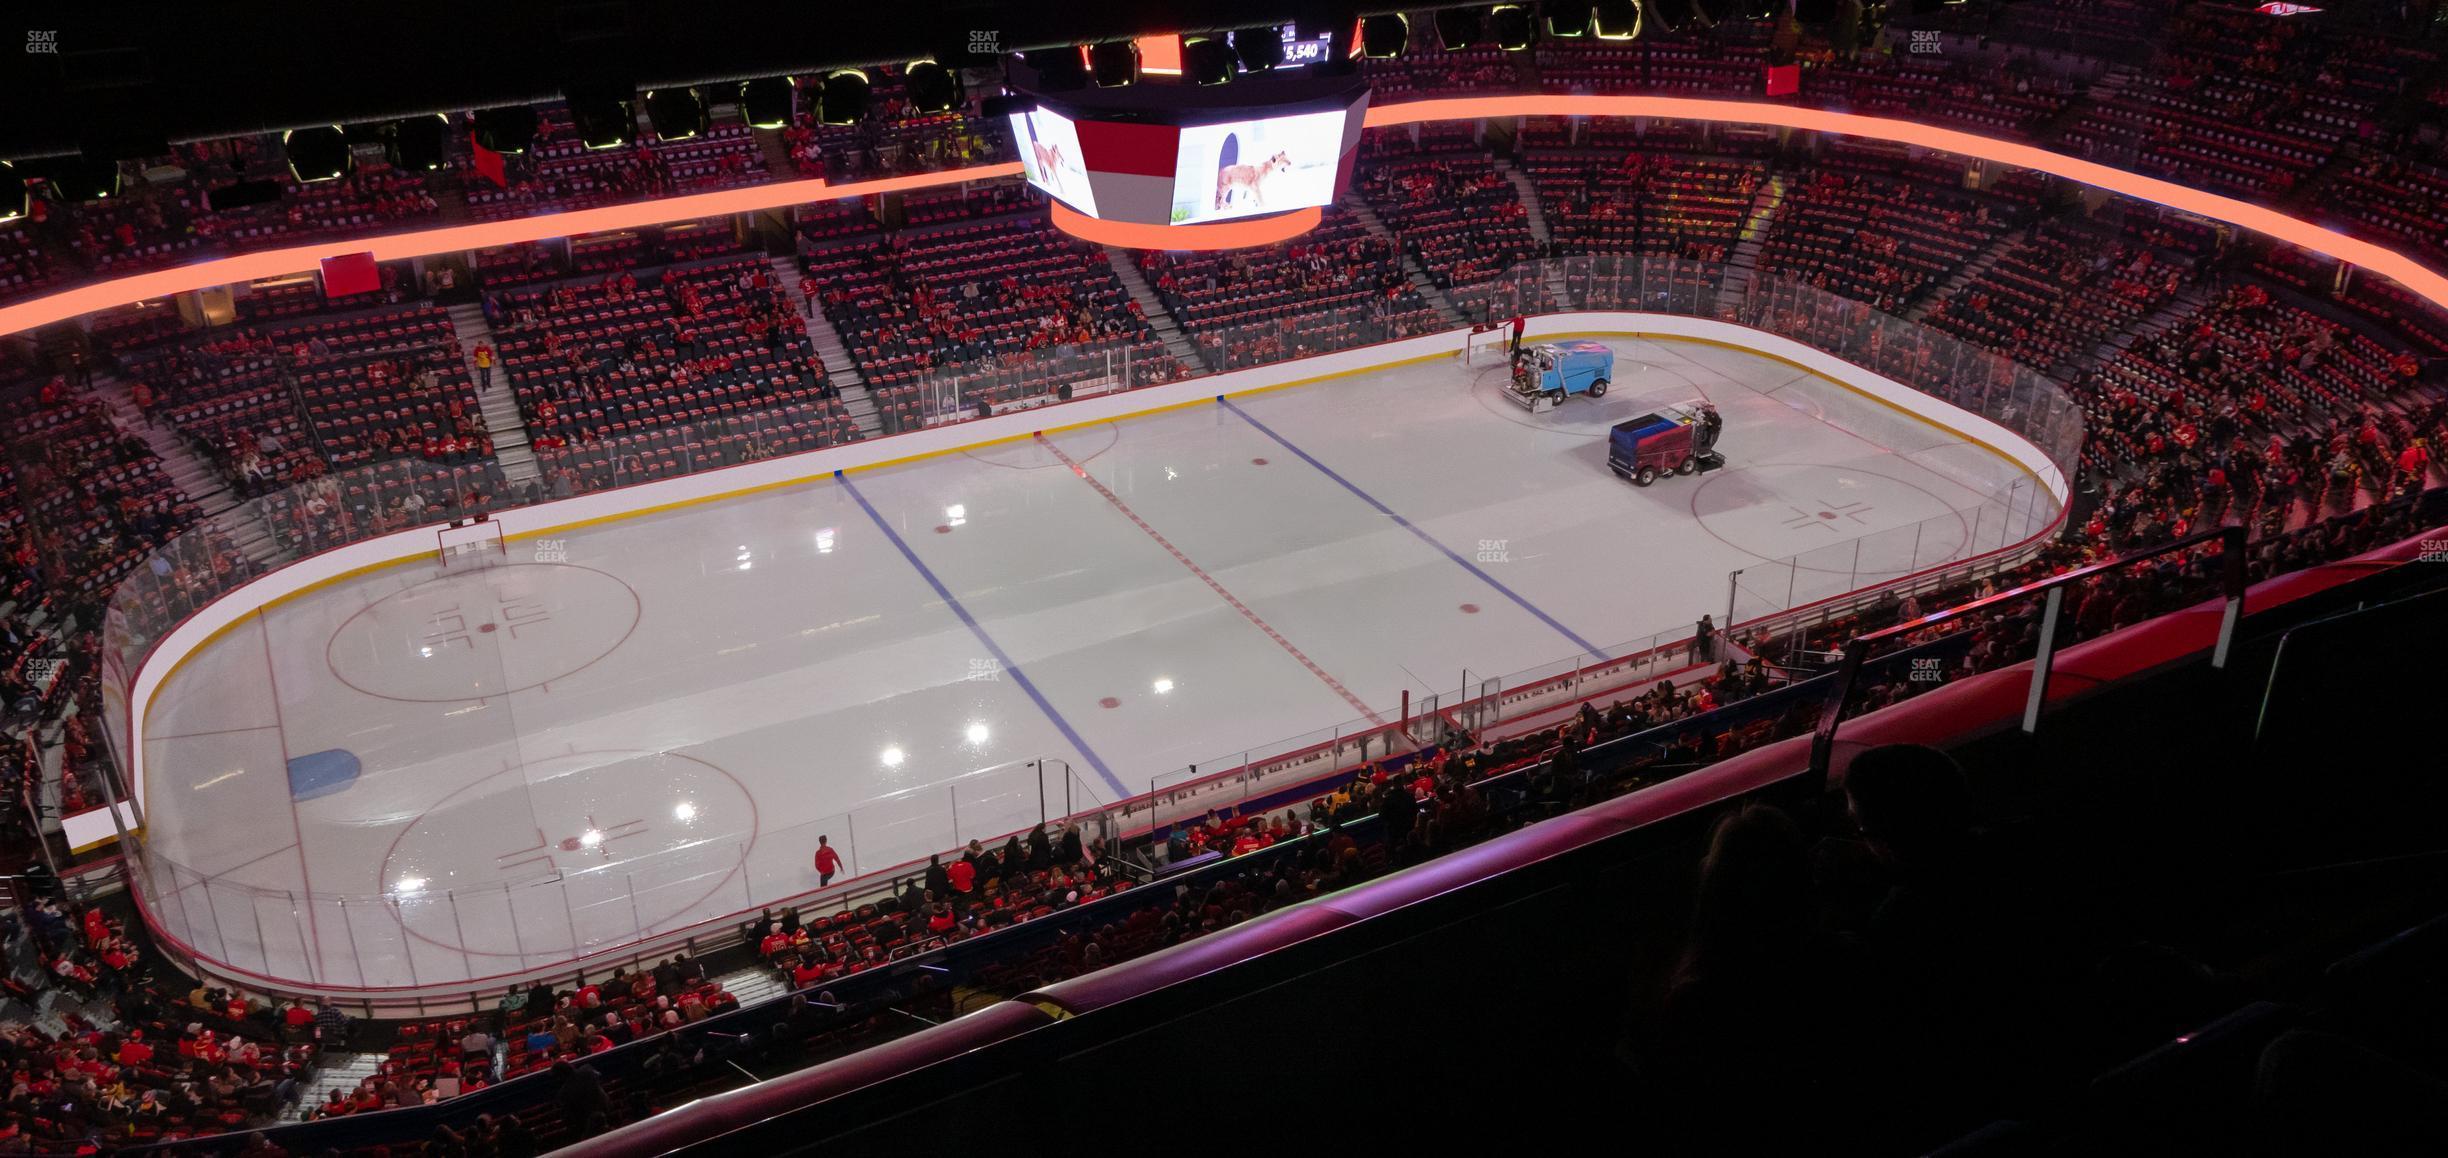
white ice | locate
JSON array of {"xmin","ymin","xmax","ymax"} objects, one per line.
[{"xmin": 134, "ymin": 338, "xmax": 2051, "ymax": 990}]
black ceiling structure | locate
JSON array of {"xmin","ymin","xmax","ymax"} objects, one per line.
[{"xmin": 0, "ymin": 0, "xmax": 1408, "ymax": 162}]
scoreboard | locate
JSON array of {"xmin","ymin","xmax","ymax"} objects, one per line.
[{"xmin": 1000, "ymin": 41, "xmax": 1370, "ymax": 250}]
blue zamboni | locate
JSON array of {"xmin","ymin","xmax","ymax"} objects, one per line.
[{"xmin": 1508, "ymin": 340, "xmax": 1615, "ymax": 412}]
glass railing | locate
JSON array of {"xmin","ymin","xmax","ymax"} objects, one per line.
[
  {"xmin": 85, "ymin": 254, "xmax": 2081, "ymax": 995},
  {"xmin": 524, "ymin": 396, "xmax": 863, "ymax": 495},
  {"xmin": 130, "ymin": 752, "xmax": 1118, "ymax": 991},
  {"xmin": 866, "ymin": 338, "xmax": 1191, "ymax": 435}
]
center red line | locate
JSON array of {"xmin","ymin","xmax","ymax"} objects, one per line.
[{"xmin": 1034, "ymin": 433, "xmax": 1387, "ymax": 727}]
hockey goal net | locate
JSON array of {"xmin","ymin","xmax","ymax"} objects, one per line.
[
  {"xmin": 1462, "ymin": 324, "xmax": 1513, "ymax": 369},
  {"xmin": 436, "ymin": 517, "xmax": 507, "ymax": 570}
]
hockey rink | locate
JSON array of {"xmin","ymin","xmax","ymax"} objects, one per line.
[{"xmin": 134, "ymin": 336, "xmax": 2056, "ymax": 990}]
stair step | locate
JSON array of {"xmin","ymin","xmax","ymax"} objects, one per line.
[{"xmin": 1101, "ymin": 246, "xmax": 1205, "ymax": 368}]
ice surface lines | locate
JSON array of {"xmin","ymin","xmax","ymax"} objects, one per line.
[
  {"xmin": 1033, "ymin": 434, "xmax": 1388, "ymax": 728},
  {"xmin": 1215, "ymin": 398, "xmax": 1611, "ymax": 659},
  {"xmin": 834, "ymin": 472, "xmax": 1128, "ymax": 796}
]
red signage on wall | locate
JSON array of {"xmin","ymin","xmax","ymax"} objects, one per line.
[{"xmin": 319, "ymin": 252, "xmax": 380, "ymax": 299}]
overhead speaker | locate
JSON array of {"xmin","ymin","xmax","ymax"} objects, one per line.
[
  {"xmin": 645, "ymin": 87, "xmax": 709, "ymax": 141},
  {"xmin": 1024, "ymin": 47, "xmax": 1089, "ymax": 91},
  {"xmin": 1361, "ymin": 13, "xmax": 1410, "ymax": 56},
  {"xmin": 1232, "ymin": 25, "xmax": 1284, "ymax": 72},
  {"xmin": 44, "ymin": 158, "xmax": 122, "ymax": 202},
  {"xmin": 1594, "ymin": 0, "xmax": 1645, "ymax": 38},
  {"xmin": 566, "ymin": 82, "xmax": 636, "ymax": 149},
  {"xmin": 284, "ymin": 126, "xmax": 351, "ymax": 182},
  {"xmin": 0, "ymin": 163, "xmax": 26, "ymax": 224},
  {"xmin": 1184, "ymin": 36, "xmax": 1236, "ymax": 85},
  {"xmin": 740, "ymin": 77, "xmax": 796, "ymax": 129},
  {"xmin": 1435, "ymin": 7, "xmax": 1486, "ymax": 48},
  {"xmin": 819, "ymin": 70, "xmax": 871, "ymax": 124},
  {"xmin": 906, "ymin": 60, "xmax": 965, "ymax": 112},
  {"xmin": 1547, "ymin": 3, "xmax": 1595, "ymax": 36},
  {"xmin": 473, "ymin": 106, "xmax": 539, "ymax": 154},
  {"xmin": 1089, "ymin": 41, "xmax": 1139, "ymax": 87},
  {"xmin": 387, "ymin": 114, "xmax": 449, "ymax": 171},
  {"xmin": 1321, "ymin": 16, "xmax": 1364, "ymax": 72},
  {"xmin": 1490, "ymin": 4, "xmax": 1537, "ymax": 48}
]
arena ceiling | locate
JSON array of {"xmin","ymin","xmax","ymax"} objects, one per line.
[{"xmin": 0, "ymin": 0, "xmax": 1411, "ymax": 161}]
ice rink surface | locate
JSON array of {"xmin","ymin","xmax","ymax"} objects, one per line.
[{"xmin": 137, "ymin": 337, "xmax": 2053, "ymax": 989}]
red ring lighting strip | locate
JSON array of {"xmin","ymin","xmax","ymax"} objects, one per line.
[
  {"xmin": 1360, "ymin": 95, "xmax": 2448, "ymax": 309},
  {"xmin": 0, "ymin": 164, "xmax": 1017, "ymax": 338},
  {"xmin": 1049, "ymin": 202, "xmax": 1322, "ymax": 249},
  {"xmin": 4, "ymin": 98, "xmax": 2442, "ymax": 341}
]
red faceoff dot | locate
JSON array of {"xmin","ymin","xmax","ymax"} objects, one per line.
[
  {"xmin": 1459, "ymin": 603, "xmax": 1481, "ymax": 614},
  {"xmin": 557, "ymin": 837, "xmax": 583, "ymax": 852},
  {"xmin": 1098, "ymin": 696, "xmax": 1122, "ymax": 709},
  {"xmin": 934, "ymin": 525, "xmax": 953, "ymax": 534},
  {"xmin": 477, "ymin": 622, "xmax": 499, "ymax": 633},
  {"xmin": 1819, "ymin": 511, "xmax": 1837, "ymax": 519},
  {"xmin": 1250, "ymin": 457, "xmax": 1270, "ymax": 466}
]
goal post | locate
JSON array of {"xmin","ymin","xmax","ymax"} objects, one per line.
[
  {"xmin": 436, "ymin": 517, "xmax": 508, "ymax": 570},
  {"xmin": 1462, "ymin": 323, "xmax": 1513, "ymax": 369}
]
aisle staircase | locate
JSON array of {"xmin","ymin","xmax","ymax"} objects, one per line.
[
  {"xmin": 2086, "ymin": 281, "xmax": 2214, "ymax": 368},
  {"xmin": 83, "ymin": 369, "xmax": 282, "ymax": 570},
  {"xmin": 1734, "ymin": 173, "xmax": 1790, "ymax": 247},
  {"xmin": 431, "ymin": 181, "xmax": 473, "ymax": 227},
  {"xmin": 1720, "ymin": 173, "xmax": 1791, "ymax": 306},
  {"xmin": 712, "ymin": 961, "xmax": 787, "ymax": 1009},
  {"xmin": 1493, "ymin": 158, "xmax": 1552, "ymax": 247},
  {"xmin": 755, "ymin": 129, "xmax": 803, "ymax": 182},
  {"xmin": 1491, "ymin": 158, "xmax": 1575, "ymax": 308},
  {"xmin": 767, "ymin": 254, "xmax": 883, "ymax": 438},
  {"xmin": 1101, "ymin": 248, "xmax": 1206, "ymax": 370},
  {"xmin": 1906, "ymin": 224, "xmax": 2032, "ymax": 323},
  {"xmin": 1342, "ymin": 193, "xmax": 1468, "ymax": 327},
  {"xmin": 446, "ymin": 301, "xmax": 539, "ymax": 484},
  {"xmin": 279, "ymin": 1050, "xmax": 386, "ymax": 1122}
]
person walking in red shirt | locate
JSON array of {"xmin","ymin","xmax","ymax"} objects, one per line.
[
  {"xmin": 813, "ymin": 834, "xmax": 843, "ymax": 886},
  {"xmin": 2398, "ymin": 439, "xmax": 2430, "ymax": 492}
]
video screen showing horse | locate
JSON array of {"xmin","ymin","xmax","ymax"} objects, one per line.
[
  {"xmin": 1170, "ymin": 109, "xmax": 1346, "ymax": 225},
  {"xmin": 1009, "ymin": 107, "xmax": 1100, "ymax": 216}
]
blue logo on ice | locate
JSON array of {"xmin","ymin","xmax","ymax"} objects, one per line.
[{"xmin": 287, "ymin": 749, "xmax": 362, "ymax": 802}]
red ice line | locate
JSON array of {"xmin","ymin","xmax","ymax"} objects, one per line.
[{"xmin": 1034, "ymin": 434, "xmax": 1387, "ymax": 727}]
